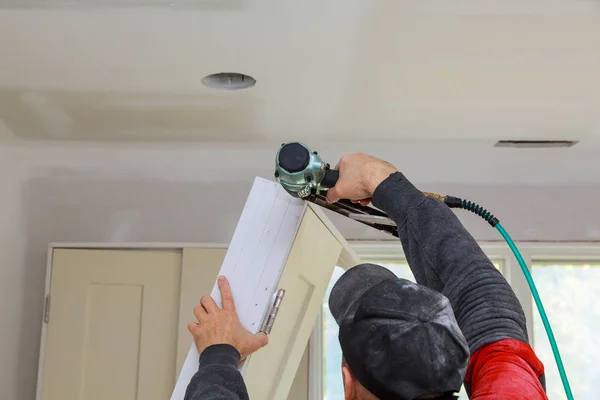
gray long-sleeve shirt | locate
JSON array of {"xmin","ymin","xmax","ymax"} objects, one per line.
[{"xmin": 183, "ymin": 172, "xmax": 531, "ymax": 400}]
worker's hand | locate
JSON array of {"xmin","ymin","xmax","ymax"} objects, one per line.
[
  {"xmin": 188, "ymin": 276, "xmax": 268, "ymax": 361},
  {"xmin": 326, "ymin": 153, "xmax": 398, "ymax": 204}
]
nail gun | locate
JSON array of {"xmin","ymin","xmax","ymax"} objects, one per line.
[{"xmin": 274, "ymin": 142, "xmax": 399, "ymax": 237}]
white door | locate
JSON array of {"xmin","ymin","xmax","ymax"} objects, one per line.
[{"xmin": 40, "ymin": 248, "xmax": 182, "ymax": 400}]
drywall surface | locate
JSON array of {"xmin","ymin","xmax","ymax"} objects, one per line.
[{"xmin": 0, "ymin": 142, "xmax": 599, "ymax": 400}]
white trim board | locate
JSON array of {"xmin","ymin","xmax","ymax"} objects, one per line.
[
  {"xmin": 308, "ymin": 313, "xmax": 324, "ymax": 400},
  {"xmin": 170, "ymin": 177, "xmax": 307, "ymax": 400}
]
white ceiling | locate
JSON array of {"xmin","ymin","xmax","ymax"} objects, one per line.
[{"xmin": 1, "ymin": 0, "xmax": 600, "ymax": 146}]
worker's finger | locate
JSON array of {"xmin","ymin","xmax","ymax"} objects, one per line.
[
  {"xmin": 240, "ymin": 332, "xmax": 269, "ymax": 361},
  {"xmin": 326, "ymin": 186, "xmax": 342, "ymax": 204},
  {"xmin": 193, "ymin": 304, "xmax": 207, "ymax": 321},
  {"xmin": 218, "ymin": 276, "xmax": 236, "ymax": 312},
  {"xmin": 201, "ymin": 295, "xmax": 219, "ymax": 314},
  {"xmin": 187, "ymin": 322, "xmax": 198, "ymax": 334},
  {"xmin": 352, "ymin": 198, "xmax": 371, "ymax": 206}
]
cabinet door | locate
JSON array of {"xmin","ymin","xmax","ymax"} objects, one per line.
[{"xmin": 40, "ymin": 249, "xmax": 182, "ymax": 400}]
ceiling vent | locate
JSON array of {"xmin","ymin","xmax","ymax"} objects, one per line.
[
  {"xmin": 494, "ymin": 140, "xmax": 578, "ymax": 148},
  {"xmin": 202, "ymin": 73, "xmax": 256, "ymax": 90}
]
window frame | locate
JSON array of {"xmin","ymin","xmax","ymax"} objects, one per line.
[{"xmin": 309, "ymin": 241, "xmax": 600, "ymax": 400}]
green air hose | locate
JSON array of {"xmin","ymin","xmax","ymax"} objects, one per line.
[
  {"xmin": 443, "ymin": 195, "xmax": 574, "ymax": 400},
  {"xmin": 496, "ymin": 223, "xmax": 574, "ymax": 400}
]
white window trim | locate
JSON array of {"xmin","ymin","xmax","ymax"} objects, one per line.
[
  {"xmin": 309, "ymin": 240, "xmax": 600, "ymax": 400},
  {"xmin": 308, "ymin": 314, "xmax": 324, "ymax": 400}
]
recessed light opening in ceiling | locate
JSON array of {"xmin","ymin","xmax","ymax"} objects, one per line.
[
  {"xmin": 494, "ymin": 140, "xmax": 578, "ymax": 148},
  {"xmin": 202, "ymin": 72, "xmax": 256, "ymax": 90}
]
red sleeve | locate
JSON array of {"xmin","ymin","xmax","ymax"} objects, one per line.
[{"xmin": 465, "ymin": 339, "xmax": 547, "ymax": 399}]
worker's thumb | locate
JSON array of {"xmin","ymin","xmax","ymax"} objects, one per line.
[{"xmin": 255, "ymin": 332, "xmax": 269, "ymax": 348}]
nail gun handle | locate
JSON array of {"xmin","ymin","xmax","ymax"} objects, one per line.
[{"xmin": 321, "ymin": 169, "xmax": 339, "ymax": 189}]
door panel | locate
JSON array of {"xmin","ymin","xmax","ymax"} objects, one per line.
[
  {"xmin": 244, "ymin": 207, "xmax": 342, "ymax": 399},
  {"xmin": 82, "ymin": 283, "xmax": 143, "ymax": 399},
  {"xmin": 41, "ymin": 249, "xmax": 181, "ymax": 400}
]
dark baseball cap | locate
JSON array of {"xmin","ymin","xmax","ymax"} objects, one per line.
[{"xmin": 329, "ymin": 264, "xmax": 469, "ymax": 400}]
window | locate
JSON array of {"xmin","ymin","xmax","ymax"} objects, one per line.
[
  {"xmin": 316, "ymin": 241, "xmax": 600, "ymax": 400},
  {"xmin": 531, "ymin": 262, "xmax": 600, "ymax": 399}
]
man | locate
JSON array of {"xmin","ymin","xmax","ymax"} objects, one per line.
[{"xmin": 184, "ymin": 153, "xmax": 548, "ymax": 400}]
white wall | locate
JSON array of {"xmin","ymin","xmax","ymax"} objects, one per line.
[{"xmin": 1, "ymin": 141, "xmax": 599, "ymax": 400}]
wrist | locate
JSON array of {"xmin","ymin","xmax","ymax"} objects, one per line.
[{"xmin": 367, "ymin": 165, "xmax": 398, "ymax": 195}]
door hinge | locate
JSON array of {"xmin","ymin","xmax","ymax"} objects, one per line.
[
  {"xmin": 44, "ymin": 295, "xmax": 51, "ymax": 323},
  {"xmin": 260, "ymin": 289, "xmax": 285, "ymax": 334}
]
